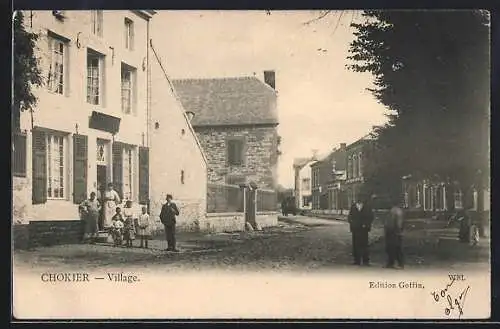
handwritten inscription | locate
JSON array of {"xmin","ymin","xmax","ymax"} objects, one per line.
[{"xmin": 431, "ymin": 274, "xmax": 470, "ymax": 318}]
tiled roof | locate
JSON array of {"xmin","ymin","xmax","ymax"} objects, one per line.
[{"xmin": 172, "ymin": 77, "xmax": 278, "ymax": 127}]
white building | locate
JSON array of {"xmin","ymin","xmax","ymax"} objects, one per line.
[
  {"xmin": 293, "ymin": 158, "xmax": 317, "ymax": 210},
  {"xmin": 12, "ymin": 10, "xmax": 207, "ymax": 231}
]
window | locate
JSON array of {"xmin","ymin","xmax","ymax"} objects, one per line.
[
  {"xmin": 454, "ymin": 189, "xmax": 463, "ymax": 209},
  {"xmin": 302, "ymin": 178, "xmax": 311, "ymax": 191},
  {"xmin": 416, "ymin": 184, "xmax": 422, "ymax": 207},
  {"xmin": 46, "ymin": 134, "xmax": 66, "ymax": 199},
  {"xmin": 347, "ymin": 156, "xmax": 352, "ymax": 179},
  {"xmin": 352, "ymin": 154, "xmax": 358, "ymax": 178},
  {"xmin": 96, "ymin": 141, "xmax": 106, "ymax": 164},
  {"xmin": 87, "ymin": 50, "xmax": 104, "ymax": 105},
  {"xmin": 358, "ymin": 152, "xmax": 363, "ymax": 177},
  {"xmin": 122, "ymin": 147, "xmax": 133, "ymax": 200},
  {"xmin": 227, "ymin": 139, "xmax": 244, "ymax": 166},
  {"xmin": 181, "ymin": 170, "xmax": 185, "ymax": 184},
  {"xmin": 124, "ymin": 18, "xmax": 134, "ymax": 50},
  {"xmin": 91, "ymin": 10, "xmax": 103, "ymax": 36},
  {"xmin": 47, "ymin": 36, "xmax": 66, "ymax": 94},
  {"xmin": 121, "ymin": 63, "xmax": 136, "ymax": 114}
]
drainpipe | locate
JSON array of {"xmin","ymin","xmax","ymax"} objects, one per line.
[{"xmin": 146, "ymin": 16, "xmax": 151, "ymax": 212}]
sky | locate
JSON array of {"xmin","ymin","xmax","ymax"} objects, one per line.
[{"xmin": 150, "ymin": 10, "xmax": 389, "ymax": 188}]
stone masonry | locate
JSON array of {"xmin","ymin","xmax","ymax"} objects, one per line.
[{"xmin": 195, "ymin": 125, "xmax": 279, "ymax": 190}]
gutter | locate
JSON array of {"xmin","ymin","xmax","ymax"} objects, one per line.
[{"xmin": 149, "ymin": 39, "xmax": 208, "ymax": 166}]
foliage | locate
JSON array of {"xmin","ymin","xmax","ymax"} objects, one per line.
[
  {"xmin": 347, "ymin": 10, "xmax": 490, "ymax": 197},
  {"xmin": 13, "ymin": 11, "xmax": 43, "ymax": 131}
]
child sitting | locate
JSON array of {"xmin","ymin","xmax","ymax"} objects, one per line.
[
  {"xmin": 137, "ymin": 206, "xmax": 152, "ymax": 248},
  {"xmin": 111, "ymin": 207, "xmax": 124, "ymax": 246}
]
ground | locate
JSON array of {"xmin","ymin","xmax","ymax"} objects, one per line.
[{"xmin": 13, "ymin": 215, "xmax": 490, "ymax": 273}]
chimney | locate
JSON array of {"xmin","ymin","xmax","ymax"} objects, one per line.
[
  {"xmin": 264, "ymin": 70, "xmax": 276, "ymax": 89},
  {"xmin": 340, "ymin": 143, "xmax": 347, "ymax": 149}
]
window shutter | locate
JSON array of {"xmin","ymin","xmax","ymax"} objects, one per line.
[
  {"xmin": 138, "ymin": 146, "xmax": 149, "ymax": 204},
  {"xmin": 32, "ymin": 129, "xmax": 47, "ymax": 204},
  {"xmin": 112, "ymin": 142, "xmax": 123, "ymax": 199},
  {"xmin": 73, "ymin": 134, "xmax": 88, "ymax": 204},
  {"xmin": 13, "ymin": 132, "xmax": 27, "ymax": 177}
]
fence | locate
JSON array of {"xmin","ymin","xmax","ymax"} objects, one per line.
[
  {"xmin": 207, "ymin": 183, "xmax": 244, "ymax": 213},
  {"xmin": 257, "ymin": 189, "xmax": 278, "ymax": 212}
]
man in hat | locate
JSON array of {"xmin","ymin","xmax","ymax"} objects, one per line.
[
  {"xmin": 160, "ymin": 194, "xmax": 180, "ymax": 252},
  {"xmin": 348, "ymin": 192, "xmax": 375, "ymax": 266}
]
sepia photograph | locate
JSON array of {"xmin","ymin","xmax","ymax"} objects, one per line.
[{"xmin": 11, "ymin": 9, "xmax": 491, "ymax": 319}]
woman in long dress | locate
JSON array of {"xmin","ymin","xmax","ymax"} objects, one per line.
[
  {"xmin": 103, "ymin": 183, "xmax": 121, "ymax": 229},
  {"xmin": 79, "ymin": 192, "xmax": 101, "ymax": 243}
]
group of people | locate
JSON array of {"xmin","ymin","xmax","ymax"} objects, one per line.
[
  {"xmin": 347, "ymin": 193, "xmax": 405, "ymax": 269},
  {"xmin": 78, "ymin": 183, "xmax": 153, "ymax": 248},
  {"xmin": 78, "ymin": 183, "xmax": 181, "ymax": 252}
]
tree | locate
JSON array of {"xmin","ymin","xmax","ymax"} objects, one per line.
[
  {"xmin": 13, "ymin": 11, "xmax": 43, "ymax": 132},
  {"xmin": 347, "ymin": 10, "xmax": 490, "ymax": 208}
]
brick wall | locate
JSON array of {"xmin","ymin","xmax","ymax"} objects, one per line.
[{"xmin": 194, "ymin": 126, "xmax": 278, "ymax": 190}]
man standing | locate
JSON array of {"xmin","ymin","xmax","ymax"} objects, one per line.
[
  {"xmin": 348, "ymin": 193, "xmax": 374, "ymax": 266},
  {"xmin": 384, "ymin": 198, "xmax": 405, "ymax": 269},
  {"xmin": 160, "ymin": 194, "xmax": 180, "ymax": 252}
]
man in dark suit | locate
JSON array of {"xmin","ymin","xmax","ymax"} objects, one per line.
[
  {"xmin": 348, "ymin": 193, "xmax": 375, "ymax": 266},
  {"xmin": 160, "ymin": 194, "xmax": 180, "ymax": 252}
]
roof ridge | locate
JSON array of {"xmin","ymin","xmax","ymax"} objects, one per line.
[{"xmin": 173, "ymin": 76, "xmax": 258, "ymax": 83}]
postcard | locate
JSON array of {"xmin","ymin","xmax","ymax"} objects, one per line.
[{"xmin": 12, "ymin": 9, "xmax": 491, "ymax": 319}]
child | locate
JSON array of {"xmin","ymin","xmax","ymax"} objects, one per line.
[
  {"xmin": 123, "ymin": 200, "xmax": 136, "ymax": 248},
  {"xmin": 137, "ymin": 206, "xmax": 152, "ymax": 248},
  {"xmin": 111, "ymin": 207, "xmax": 124, "ymax": 246}
]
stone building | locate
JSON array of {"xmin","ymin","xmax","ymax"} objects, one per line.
[
  {"xmin": 12, "ymin": 10, "xmax": 207, "ymax": 232},
  {"xmin": 172, "ymin": 71, "xmax": 280, "ymax": 190}
]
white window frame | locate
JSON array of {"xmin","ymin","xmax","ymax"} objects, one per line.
[
  {"xmin": 124, "ymin": 18, "xmax": 134, "ymax": 50},
  {"xmin": 86, "ymin": 50, "xmax": 105, "ymax": 105},
  {"xmin": 352, "ymin": 154, "xmax": 358, "ymax": 178},
  {"xmin": 454, "ymin": 189, "xmax": 463, "ymax": 209},
  {"xmin": 347, "ymin": 156, "xmax": 352, "ymax": 179},
  {"xmin": 91, "ymin": 10, "xmax": 103, "ymax": 37},
  {"xmin": 122, "ymin": 146, "xmax": 134, "ymax": 201},
  {"xmin": 47, "ymin": 36, "xmax": 67, "ymax": 95},
  {"xmin": 46, "ymin": 133, "xmax": 67, "ymax": 200},
  {"xmin": 121, "ymin": 63, "xmax": 136, "ymax": 114}
]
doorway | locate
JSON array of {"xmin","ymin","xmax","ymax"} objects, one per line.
[{"xmin": 97, "ymin": 164, "xmax": 107, "ymax": 229}]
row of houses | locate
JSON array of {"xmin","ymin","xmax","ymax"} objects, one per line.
[
  {"xmin": 293, "ymin": 135, "xmax": 490, "ymax": 215},
  {"xmin": 12, "ymin": 10, "xmax": 279, "ymax": 245}
]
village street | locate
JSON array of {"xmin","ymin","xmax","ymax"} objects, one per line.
[{"xmin": 14, "ymin": 216, "xmax": 489, "ymax": 274}]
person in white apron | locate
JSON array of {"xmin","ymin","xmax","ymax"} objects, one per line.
[{"xmin": 103, "ymin": 183, "xmax": 121, "ymax": 229}]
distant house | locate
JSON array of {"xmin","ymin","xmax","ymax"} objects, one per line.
[
  {"xmin": 172, "ymin": 71, "xmax": 279, "ymax": 190},
  {"xmin": 293, "ymin": 157, "xmax": 317, "ymax": 210},
  {"xmin": 311, "ymin": 143, "xmax": 347, "ymax": 210},
  {"xmin": 344, "ymin": 136, "xmax": 374, "ymax": 206}
]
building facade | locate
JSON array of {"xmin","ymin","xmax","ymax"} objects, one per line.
[
  {"xmin": 293, "ymin": 158, "xmax": 316, "ymax": 210},
  {"xmin": 172, "ymin": 72, "xmax": 280, "ymax": 190},
  {"xmin": 344, "ymin": 137, "xmax": 373, "ymax": 206},
  {"xmin": 12, "ymin": 10, "xmax": 207, "ymax": 231},
  {"xmin": 311, "ymin": 144, "xmax": 347, "ymax": 210}
]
